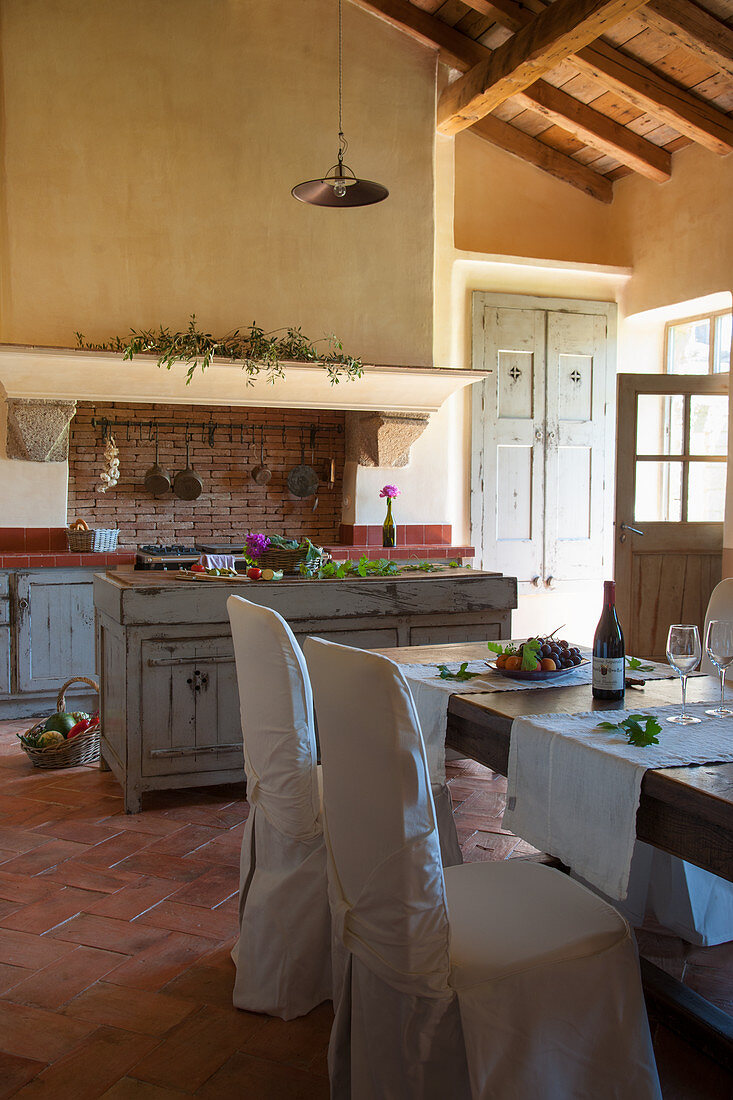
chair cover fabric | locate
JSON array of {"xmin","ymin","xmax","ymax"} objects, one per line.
[
  {"xmin": 227, "ymin": 596, "xmax": 331, "ymax": 1019},
  {"xmin": 305, "ymin": 637, "xmax": 661, "ymax": 1100}
]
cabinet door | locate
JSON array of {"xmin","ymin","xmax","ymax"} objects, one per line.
[
  {"xmin": 141, "ymin": 636, "xmax": 244, "ymax": 777},
  {"xmin": 15, "ymin": 571, "xmax": 96, "ymax": 693},
  {"xmin": 0, "ymin": 575, "xmax": 9, "ymax": 694},
  {"xmin": 472, "ymin": 306, "xmax": 546, "ymax": 584}
]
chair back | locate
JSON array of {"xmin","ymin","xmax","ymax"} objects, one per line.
[
  {"xmin": 227, "ymin": 596, "xmax": 320, "ymax": 839},
  {"xmin": 304, "ymin": 636, "xmax": 450, "ymax": 996},
  {"xmin": 701, "ymin": 578, "xmax": 733, "ymax": 676}
]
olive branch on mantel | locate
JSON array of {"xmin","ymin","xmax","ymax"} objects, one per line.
[{"xmin": 75, "ymin": 315, "xmax": 363, "ymax": 387}]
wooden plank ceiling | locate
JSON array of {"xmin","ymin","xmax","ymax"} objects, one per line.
[{"xmin": 353, "ymin": 0, "xmax": 733, "ymax": 201}]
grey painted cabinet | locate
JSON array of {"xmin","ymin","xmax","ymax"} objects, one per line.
[{"xmin": 0, "ymin": 569, "xmax": 98, "ymax": 716}]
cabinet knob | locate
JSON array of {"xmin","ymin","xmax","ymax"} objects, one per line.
[
  {"xmin": 530, "ymin": 575, "xmax": 541, "ymax": 588},
  {"xmin": 545, "ymin": 576, "xmax": 555, "ymax": 590},
  {"xmin": 18, "ymin": 598, "xmax": 29, "ymax": 611}
]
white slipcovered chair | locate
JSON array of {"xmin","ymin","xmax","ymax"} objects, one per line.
[
  {"xmin": 227, "ymin": 596, "xmax": 331, "ymax": 1019},
  {"xmin": 305, "ymin": 637, "xmax": 661, "ymax": 1100},
  {"xmin": 632, "ymin": 577, "xmax": 733, "ymax": 945}
]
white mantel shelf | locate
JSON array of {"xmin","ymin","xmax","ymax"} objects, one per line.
[{"xmin": 0, "ymin": 345, "xmax": 488, "ymax": 414}]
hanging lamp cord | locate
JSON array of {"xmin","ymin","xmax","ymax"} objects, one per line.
[{"xmin": 337, "ymin": 0, "xmax": 347, "ymax": 165}]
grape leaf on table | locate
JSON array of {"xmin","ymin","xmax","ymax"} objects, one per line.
[
  {"xmin": 626, "ymin": 656, "xmax": 655, "ymax": 673},
  {"xmin": 520, "ymin": 638, "xmax": 541, "ymax": 671},
  {"xmin": 597, "ymin": 714, "xmax": 661, "ymax": 747},
  {"xmin": 437, "ymin": 662, "xmax": 478, "ymax": 682}
]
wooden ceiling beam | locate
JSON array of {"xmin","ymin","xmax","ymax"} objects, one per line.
[
  {"xmin": 436, "ymin": 0, "xmax": 649, "ymax": 135},
  {"xmin": 469, "ymin": 113, "xmax": 614, "ymax": 201},
  {"xmin": 514, "ymin": 81, "xmax": 672, "ymax": 180},
  {"xmin": 641, "ymin": 0, "xmax": 733, "ymax": 81},
  {"xmin": 352, "ymin": 0, "xmax": 675, "ymax": 181},
  {"xmin": 461, "ymin": 0, "xmax": 733, "ymax": 154}
]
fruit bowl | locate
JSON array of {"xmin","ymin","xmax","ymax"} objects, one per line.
[{"xmin": 488, "ymin": 658, "xmax": 589, "ymax": 681}]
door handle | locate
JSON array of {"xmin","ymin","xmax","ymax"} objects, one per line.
[{"xmin": 619, "ymin": 523, "xmax": 644, "ymax": 543}]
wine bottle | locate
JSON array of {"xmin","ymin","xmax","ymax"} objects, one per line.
[
  {"xmin": 382, "ymin": 498, "xmax": 396, "ymax": 548},
  {"xmin": 592, "ymin": 580, "xmax": 625, "ymax": 700}
]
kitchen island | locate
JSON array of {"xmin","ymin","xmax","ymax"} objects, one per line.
[{"xmin": 94, "ymin": 567, "xmax": 516, "ymax": 812}]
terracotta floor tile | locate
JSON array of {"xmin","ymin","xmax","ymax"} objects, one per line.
[
  {"xmin": 105, "ymin": 932, "xmax": 213, "ymax": 992},
  {"xmin": 0, "ymin": 998, "xmax": 94, "ymax": 1061},
  {"xmin": 242, "ymin": 1001, "xmax": 332, "ymax": 1070},
  {"xmin": 193, "ymin": 1051, "xmax": 330, "ymax": 1100},
  {"xmin": 101, "ymin": 1080, "xmax": 189, "ymax": 1099},
  {"xmin": 62, "ymin": 981, "xmax": 197, "ymax": 1036},
  {"xmin": 0, "ymin": 927, "xmax": 77, "ymax": 970},
  {"xmin": 686, "ymin": 937, "xmax": 733, "ymax": 971},
  {"xmin": 0, "ymin": 1051, "xmax": 45, "ymax": 1099},
  {"xmin": 144, "ymin": 825, "xmax": 225, "ymax": 859},
  {"xmin": 136, "ymin": 900, "xmax": 236, "ymax": 941},
  {"xmin": 13, "ymin": 1025, "xmax": 160, "ymax": 1100},
  {"xmin": 0, "ymin": 826, "xmax": 50, "ymax": 854},
  {"xmin": 33, "ymin": 819, "xmax": 122, "ymax": 846},
  {"xmin": 129, "ymin": 1004, "xmax": 266, "ymax": 1092},
  {"xmin": 161, "ymin": 963, "xmax": 236, "ymax": 1009},
  {"xmin": 0, "ymin": 885, "xmax": 106, "ymax": 934},
  {"xmin": 1, "ymin": 838, "xmax": 90, "ymax": 876},
  {"xmin": 88, "ymin": 877, "xmax": 182, "ymax": 921},
  {"xmin": 461, "ymin": 831, "xmax": 521, "ymax": 862},
  {"xmin": 42, "ymin": 861, "xmax": 142, "ymax": 894},
  {"xmin": 0, "ymin": 962, "xmax": 33, "ymax": 996},
  {"xmin": 115, "ymin": 852, "xmax": 209, "ymax": 883},
  {"xmin": 50, "ymin": 913, "xmax": 169, "ymax": 954},
  {"xmin": 170, "ymin": 867, "xmax": 238, "ymax": 910},
  {"xmin": 2, "ymin": 945, "xmax": 126, "ymax": 1010},
  {"xmin": 161, "ymin": 803, "xmax": 248, "ymax": 830},
  {"xmin": 199, "ymin": 937, "xmax": 239, "ymax": 972},
  {"xmin": 70, "ymin": 831, "xmax": 158, "ymax": 869},
  {"xmin": 100, "ymin": 813, "xmax": 190, "ymax": 838}
]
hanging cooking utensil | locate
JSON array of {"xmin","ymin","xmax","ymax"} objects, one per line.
[
  {"xmin": 251, "ymin": 425, "xmax": 272, "ymax": 485},
  {"xmin": 287, "ymin": 428, "xmax": 319, "ymax": 499},
  {"xmin": 173, "ymin": 431, "xmax": 203, "ymax": 500},
  {"xmin": 144, "ymin": 428, "xmax": 171, "ymax": 497}
]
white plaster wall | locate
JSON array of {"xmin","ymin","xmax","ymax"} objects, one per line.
[{"xmin": 0, "ymin": 394, "xmax": 68, "ymax": 524}]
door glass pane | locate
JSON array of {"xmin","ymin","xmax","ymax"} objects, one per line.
[
  {"xmin": 636, "ymin": 394, "xmax": 684, "ymax": 455},
  {"xmin": 687, "ymin": 463, "xmax": 726, "ymax": 522},
  {"xmin": 690, "ymin": 395, "xmax": 728, "ymax": 455},
  {"xmin": 714, "ymin": 314, "xmax": 731, "ymax": 373},
  {"xmin": 635, "ymin": 461, "xmax": 683, "ymax": 522},
  {"xmin": 668, "ymin": 318, "xmax": 710, "ymax": 374}
]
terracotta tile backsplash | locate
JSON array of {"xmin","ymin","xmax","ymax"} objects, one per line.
[{"xmin": 67, "ymin": 402, "xmax": 346, "ymax": 548}]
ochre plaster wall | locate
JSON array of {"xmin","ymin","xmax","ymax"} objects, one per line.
[{"xmin": 0, "ymin": 0, "xmax": 435, "ymax": 366}]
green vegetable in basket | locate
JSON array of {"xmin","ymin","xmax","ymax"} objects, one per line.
[
  {"xmin": 37, "ymin": 730, "xmax": 65, "ymax": 749},
  {"xmin": 43, "ymin": 712, "xmax": 76, "ymax": 737}
]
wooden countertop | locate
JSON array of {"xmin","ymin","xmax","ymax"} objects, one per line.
[{"xmin": 101, "ymin": 566, "xmax": 496, "ymax": 589}]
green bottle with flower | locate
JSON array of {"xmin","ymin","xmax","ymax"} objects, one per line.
[{"xmin": 380, "ymin": 484, "xmax": 400, "ymax": 548}]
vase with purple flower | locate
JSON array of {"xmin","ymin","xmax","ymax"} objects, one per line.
[{"xmin": 379, "ymin": 485, "xmax": 400, "ymax": 548}]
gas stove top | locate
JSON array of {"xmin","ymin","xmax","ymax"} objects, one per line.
[{"xmin": 135, "ymin": 543, "xmax": 248, "ymax": 570}]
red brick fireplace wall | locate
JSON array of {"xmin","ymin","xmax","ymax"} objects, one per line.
[{"xmin": 67, "ymin": 402, "xmax": 345, "ymax": 548}]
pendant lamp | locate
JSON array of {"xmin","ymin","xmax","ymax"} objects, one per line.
[{"xmin": 292, "ymin": 0, "xmax": 388, "ymax": 208}]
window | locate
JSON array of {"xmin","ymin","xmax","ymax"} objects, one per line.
[{"xmin": 665, "ymin": 310, "xmax": 731, "ymax": 375}]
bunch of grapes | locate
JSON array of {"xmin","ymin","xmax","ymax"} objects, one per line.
[
  {"xmin": 494, "ymin": 634, "xmax": 583, "ymax": 672},
  {"xmin": 533, "ymin": 637, "xmax": 583, "ymax": 671}
]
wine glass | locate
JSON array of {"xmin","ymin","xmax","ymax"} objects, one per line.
[
  {"xmin": 666, "ymin": 624, "xmax": 702, "ymax": 724},
  {"xmin": 704, "ymin": 620, "xmax": 733, "ymax": 718}
]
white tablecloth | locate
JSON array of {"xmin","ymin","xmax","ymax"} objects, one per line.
[
  {"xmin": 398, "ymin": 653, "xmax": 677, "ymax": 785},
  {"xmin": 502, "ymin": 701, "xmax": 733, "ymax": 900}
]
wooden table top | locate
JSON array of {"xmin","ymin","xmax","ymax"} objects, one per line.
[{"xmin": 376, "ymin": 642, "xmax": 733, "ymax": 881}]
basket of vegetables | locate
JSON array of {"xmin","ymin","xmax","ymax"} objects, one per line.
[{"xmin": 17, "ymin": 677, "xmax": 100, "ymax": 768}]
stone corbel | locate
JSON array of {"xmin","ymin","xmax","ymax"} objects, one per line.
[
  {"xmin": 345, "ymin": 411, "xmax": 430, "ymax": 468},
  {"xmin": 5, "ymin": 398, "xmax": 77, "ymax": 462}
]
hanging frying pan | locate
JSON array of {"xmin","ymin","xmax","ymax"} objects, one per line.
[
  {"xmin": 173, "ymin": 432, "xmax": 203, "ymax": 500},
  {"xmin": 251, "ymin": 426, "xmax": 272, "ymax": 485},
  {"xmin": 287, "ymin": 428, "xmax": 319, "ymax": 499},
  {"xmin": 144, "ymin": 429, "xmax": 171, "ymax": 497}
]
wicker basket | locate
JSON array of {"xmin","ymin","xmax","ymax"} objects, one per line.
[
  {"xmin": 67, "ymin": 521, "xmax": 119, "ymax": 552},
  {"xmin": 18, "ymin": 677, "xmax": 100, "ymax": 769},
  {"xmin": 258, "ymin": 547, "xmax": 318, "ymax": 574}
]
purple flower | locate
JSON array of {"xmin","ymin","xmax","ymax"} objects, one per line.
[
  {"xmin": 379, "ymin": 485, "xmax": 400, "ymax": 499},
  {"xmin": 245, "ymin": 532, "xmax": 271, "ymax": 560}
]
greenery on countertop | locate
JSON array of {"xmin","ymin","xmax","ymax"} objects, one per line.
[
  {"xmin": 596, "ymin": 714, "xmax": 662, "ymax": 747},
  {"xmin": 437, "ymin": 662, "xmax": 479, "ymax": 682},
  {"xmin": 626, "ymin": 656, "xmax": 655, "ymax": 673},
  {"xmin": 75, "ymin": 314, "xmax": 363, "ymax": 386},
  {"xmin": 300, "ymin": 556, "xmax": 463, "ymax": 579}
]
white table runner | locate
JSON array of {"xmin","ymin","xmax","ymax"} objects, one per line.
[
  {"xmin": 502, "ymin": 701, "xmax": 733, "ymax": 901},
  {"xmin": 399, "ymin": 653, "xmax": 677, "ymax": 785}
]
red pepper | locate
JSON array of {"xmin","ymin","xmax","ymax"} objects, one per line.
[
  {"xmin": 247, "ymin": 567, "xmax": 262, "ymax": 580},
  {"xmin": 190, "ymin": 562, "xmax": 206, "ymax": 573},
  {"xmin": 68, "ymin": 718, "xmax": 92, "ymax": 739}
]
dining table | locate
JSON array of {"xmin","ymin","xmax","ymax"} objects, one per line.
[{"xmin": 374, "ymin": 639, "xmax": 733, "ymax": 1070}]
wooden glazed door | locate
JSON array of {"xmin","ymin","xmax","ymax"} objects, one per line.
[{"xmin": 615, "ymin": 374, "xmax": 728, "ymax": 659}]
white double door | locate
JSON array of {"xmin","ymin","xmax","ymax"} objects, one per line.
[{"xmin": 471, "ymin": 294, "xmax": 615, "ymax": 603}]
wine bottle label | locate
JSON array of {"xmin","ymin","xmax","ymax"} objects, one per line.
[{"xmin": 592, "ymin": 656, "xmax": 624, "ymax": 691}]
